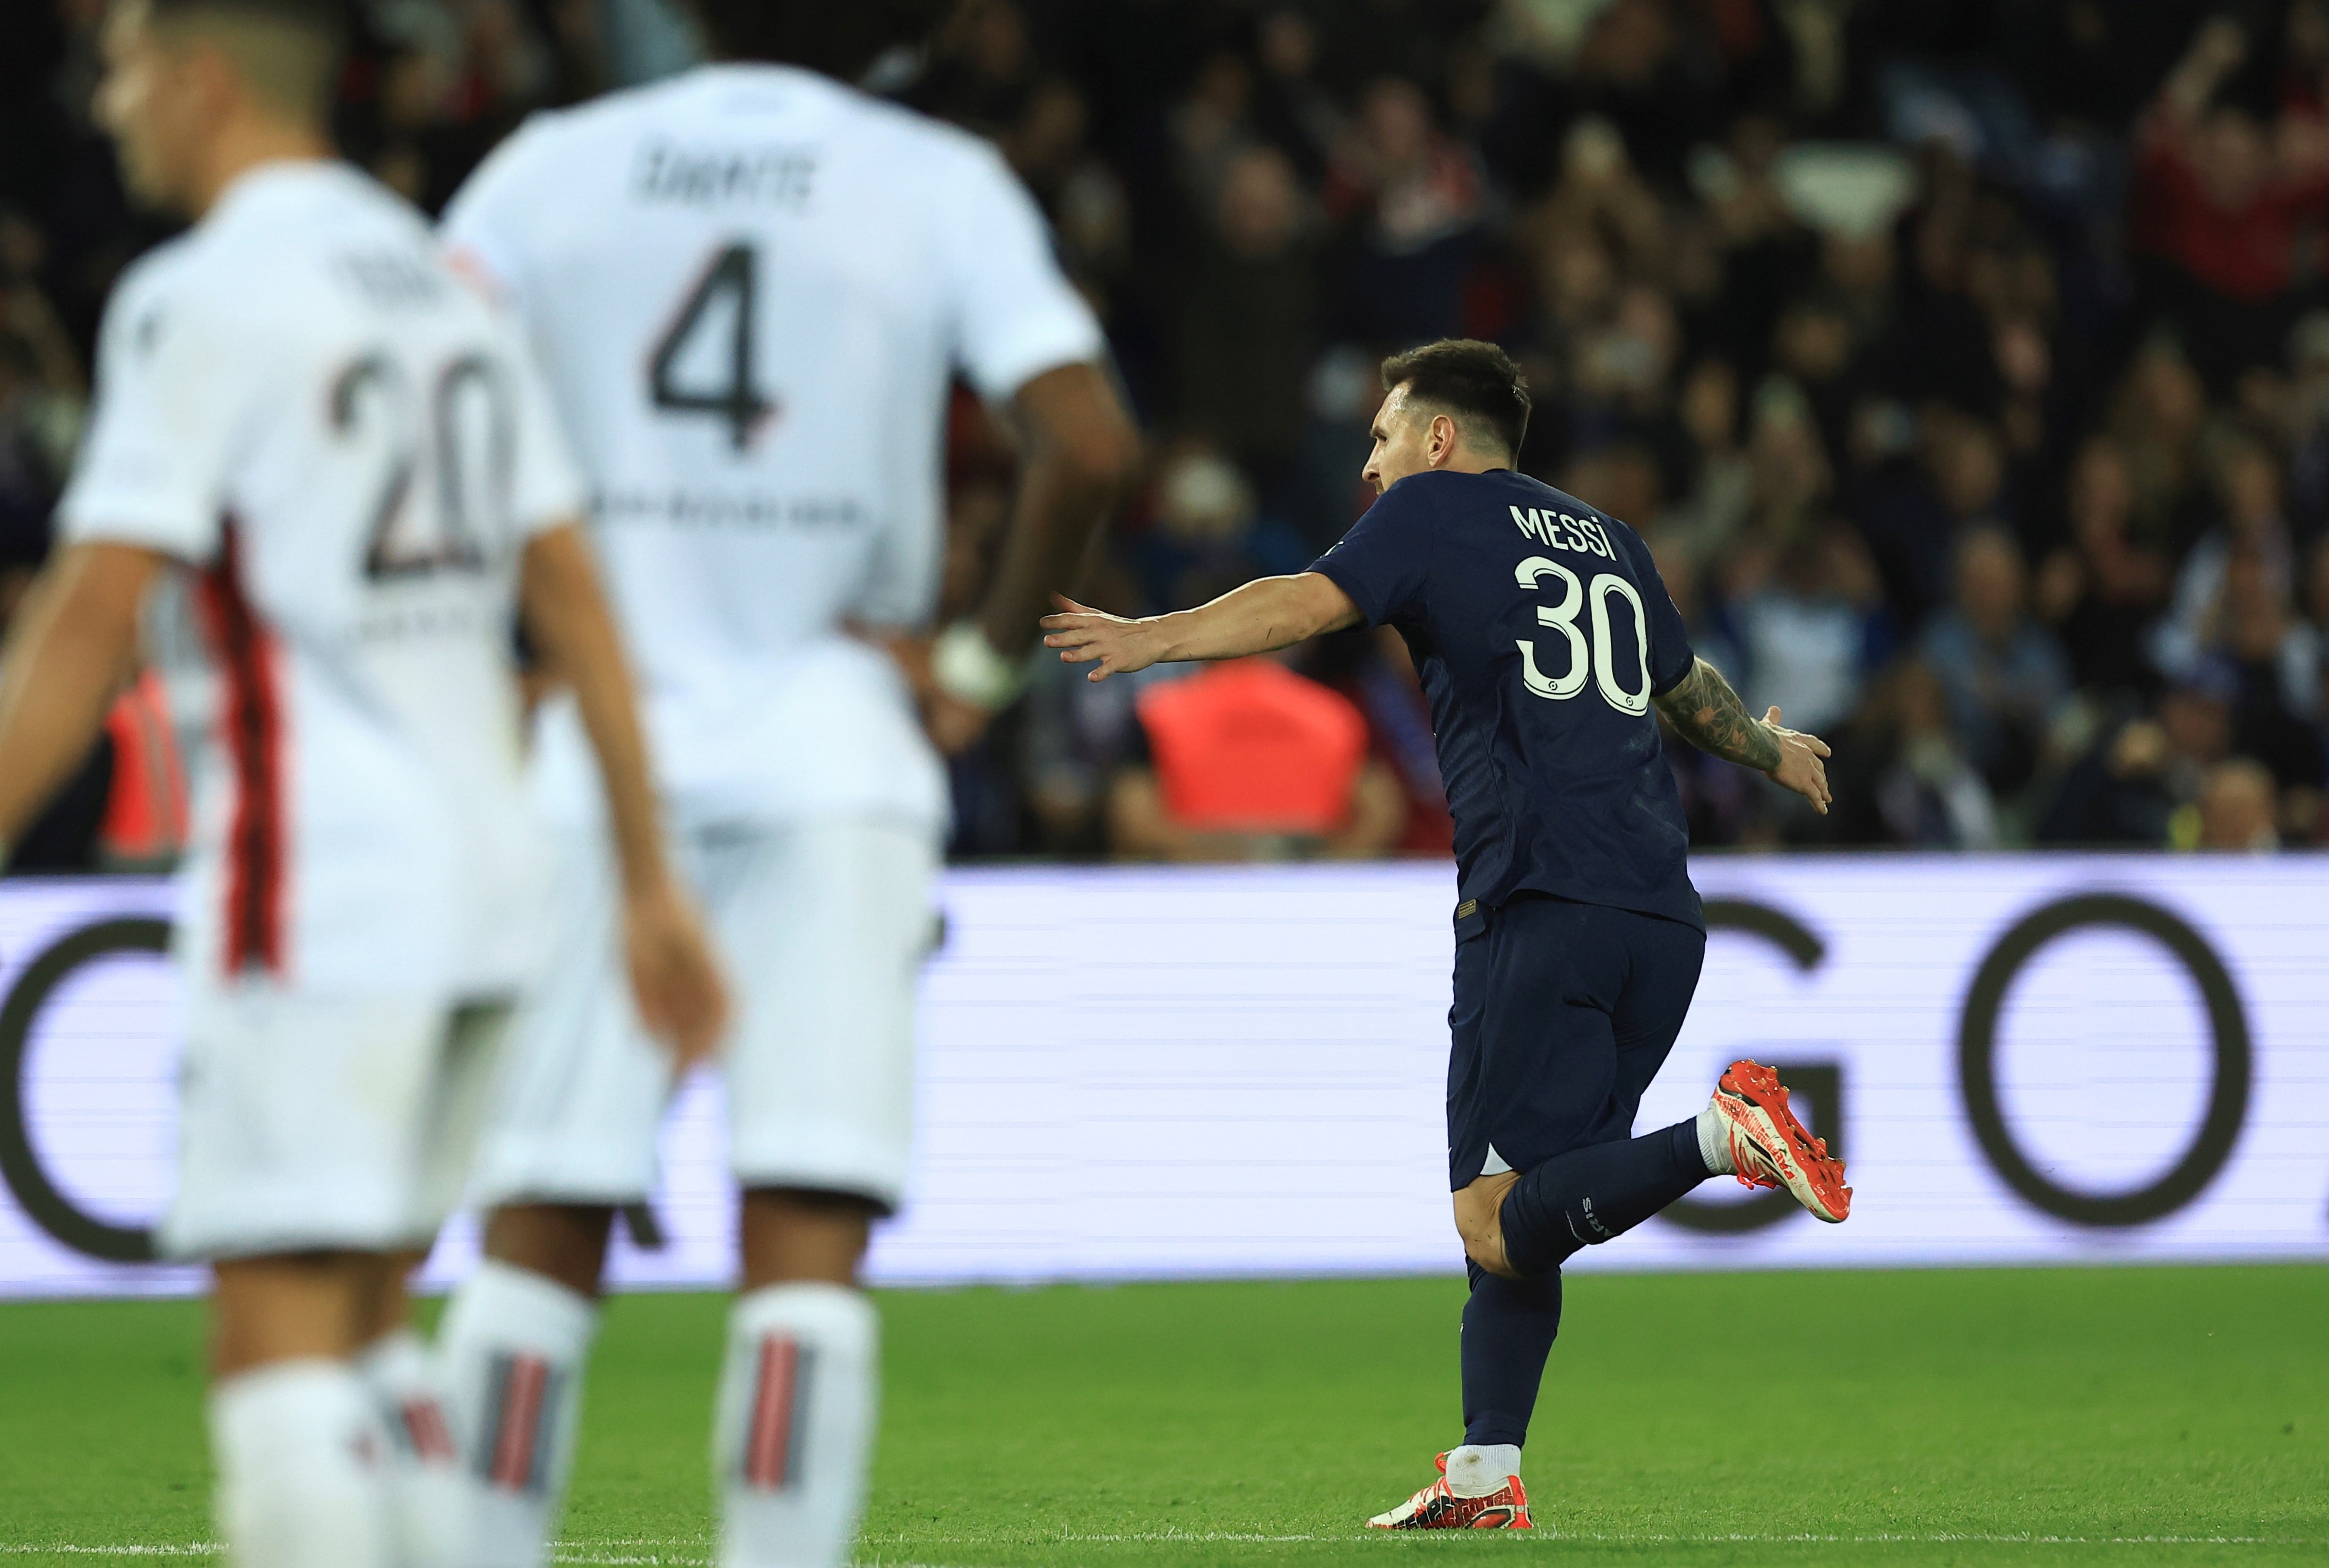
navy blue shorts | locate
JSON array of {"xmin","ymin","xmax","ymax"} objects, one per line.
[{"xmin": 1446, "ymin": 893, "xmax": 1707, "ymax": 1191}]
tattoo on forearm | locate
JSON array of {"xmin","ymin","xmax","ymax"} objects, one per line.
[{"xmin": 1653, "ymin": 658, "xmax": 1781, "ymax": 772}]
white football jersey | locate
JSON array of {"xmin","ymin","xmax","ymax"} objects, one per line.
[
  {"xmin": 58, "ymin": 161, "xmax": 584, "ymax": 1000},
  {"xmin": 439, "ymin": 63, "xmax": 1106, "ymax": 829}
]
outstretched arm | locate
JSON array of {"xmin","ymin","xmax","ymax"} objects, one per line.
[
  {"xmin": 0, "ymin": 542, "xmax": 159, "ymax": 856},
  {"xmin": 1652, "ymin": 656, "xmax": 1833, "ymax": 813},
  {"xmin": 1042, "ymin": 572, "xmax": 1362, "ymax": 681}
]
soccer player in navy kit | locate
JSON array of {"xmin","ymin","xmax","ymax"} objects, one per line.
[{"xmin": 1043, "ymin": 339, "xmax": 1851, "ymax": 1530}]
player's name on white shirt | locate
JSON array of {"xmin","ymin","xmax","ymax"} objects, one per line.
[
  {"xmin": 441, "ymin": 63, "xmax": 1107, "ymax": 829},
  {"xmin": 632, "ymin": 139, "xmax": 817, "ymax": 208},
  {"xmin": 590, "ymin": 486, "xmax": 867, "ymax": 531},
  {"xmin": 57, "ymin": 160, "xmax": 586, "ymax": 1000}
]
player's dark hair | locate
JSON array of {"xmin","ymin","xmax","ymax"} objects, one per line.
[
  {"xmin": 145, "ymin": 0, "xmax": 348, "ymax": 121},
  {"xmin": 685, "ymin": 0, "xmax": 947, "ymax": 81},
  {"xmin": 1379, "ymin": 339, "xmax": 1531, "ymax": 460}
]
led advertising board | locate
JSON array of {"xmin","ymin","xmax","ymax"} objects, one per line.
[{"xmin": 2, "ymin": 858, "xmax": 2322, "ymax": 1297}]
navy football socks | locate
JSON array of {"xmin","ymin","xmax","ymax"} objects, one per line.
[
  {"xmin": 1460, "ymin": 1260, "xmax": 1560, "ymax": 1448},
  {"xmin": 1496, "ymin": 1119, "xmax": 1711, "ymax": 1278}
]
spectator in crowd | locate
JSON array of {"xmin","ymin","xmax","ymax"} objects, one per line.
[
  {"xmin": 2040, "ymin": 669, "xmax": 2236, "ymax": 847},
  {"xmin": 2194, "ymin": 756, "xmax": 2281, "ymax": 851},
  {"xmin": 1920, "ymin": 526, "xmax": 2072, "ymax": 797},
  {"xmin": 1324, "ymin": 76, "xmax": 1483, "ymax": 345},
  {"xmin": 1175, "ymin": 145, "xmax": 1320, "ymax": 479},
  {"xmin": 2285, "ymin": 311, "xmax": 2329, "ymax": 538},
  {"xmin": 2131, "ymin": 17, "xmax": 2329, "ymax": 391},
  {"xmin": 2152, "ymin": 436, "xmax": 2300, "ymax": 673},
  {"xmin": 1658, "ymin": 357, "xmax": 1752, "ymax": 563},
  {"xmin": 1728, "ymin": 523, "xmax": 1890, "ymax": 743},
  {"xmin": 2035, "ymin": 437, "xmax": 2173, "ymax": 700},
  {"xmin": 1739, "ymin": 376, "xmax": 1833, "ymax": 549},
  {"xmin": 1825, "ymin": 660, "xmax": 2002, "ymax": 850},
  {"xmin": 1125, "ymin": 440, "xmax": 1308, "ymax": 617},
  {"xmin": 2210, "ymin": 544, "xmax": 2325, "ymax": 812}
]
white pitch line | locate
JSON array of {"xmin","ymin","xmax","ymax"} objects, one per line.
[
  {"xmin": 1006, "ymin": 1530, "xmax": 2315, "ymax": 1546},
  {"xmin": 10, "ymin": 1533, "xmax": 2323, "ymax": 1561},
  {"xmin": 0, "ymin": 1551, "xmax": 221, "ymax": 1559}
]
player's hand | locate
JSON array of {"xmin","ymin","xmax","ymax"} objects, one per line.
[
  {"xmin": 853, "ymin": 625, "xmax": 998, "ymax": 755},
  {"xmin": 1761, "ymin": 706, "xmax": 1833, "ymax": 815},
  {"xmin": 622, "ymin": 877, "xmax": 730, "ymax": 1072},
  {"xmin": 1041, "ymin": 594, "xmax": 1162, "ymax": 682}
]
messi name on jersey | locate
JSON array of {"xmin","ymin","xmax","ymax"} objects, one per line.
[{"xmin": 1507, "ymin": 503, "xmax": 1614, "ymax": 560}]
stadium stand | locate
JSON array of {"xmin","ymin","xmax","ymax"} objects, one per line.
[{"xmin": 4, "ymin": 0, "xmax": 2326, "ymax": 861}]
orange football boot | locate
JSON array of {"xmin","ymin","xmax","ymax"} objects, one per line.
[
  {"xmin": 1710, "ymin": 1058, "xmax": 1851, "ymax": 1222},
  {"xmin": 1366, "ymin": 1452, "xmax": 1532, "ymax": 1530}
]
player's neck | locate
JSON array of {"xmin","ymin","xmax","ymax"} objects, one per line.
[
  {"xmin": 185, "ymin": 116, "xmax": 336, "ymax": 219},
  {"xmin": 1430, "ymin": 452, "xmax": 1511, "ymax": 478}
]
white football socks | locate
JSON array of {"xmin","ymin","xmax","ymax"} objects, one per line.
[
  {"xmin": 1696, "ymin": 1100, "xmax": 1736, "ymax": 1176},
  {"xmin": 714, "ymin": 1283, "xmax": 878, "ymax": 1568},
  {"xmin": 1444, "ymin": 1443, "xmax": 1522, "ymax": 1497},
  {"xmin": 209, "ymin": 1359, "xmax": 393, "ymax": 1568},
  {"xmin": 438, "ymin": 1260, "xmax": 600, "ymax": 1568},
  {"xmin": 356, "ymin": 1328, "xmax": 465, "ymax": 1568}
]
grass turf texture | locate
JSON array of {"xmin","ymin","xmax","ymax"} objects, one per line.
[{"xmin": 0, "ymin": 1267, "xmax": 2321, "ymax": 1566}]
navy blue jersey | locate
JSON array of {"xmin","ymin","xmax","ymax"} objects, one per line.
[{"xmin": 1309, "ymin": 469, "xmax": 1703, "ymax": 931}]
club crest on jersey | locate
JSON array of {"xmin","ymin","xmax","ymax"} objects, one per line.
[{"xmin": 1508, "ymin": 505, "xmax": 1615, "ymax": 560}]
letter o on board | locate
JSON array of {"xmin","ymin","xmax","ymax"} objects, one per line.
[
  {"xmin": 1956, "ymin": 894, "xmax": 2249, "ymax": 1228},
  {"xmin": 0, "ymin": 918, "xmax": 172, "ymax": 1262}
]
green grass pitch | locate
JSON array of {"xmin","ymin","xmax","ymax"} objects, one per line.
[{"xmin": 1, "ymin": 1265, "xmax": 2322, "ymax": 1566}]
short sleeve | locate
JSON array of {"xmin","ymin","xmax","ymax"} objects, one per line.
[
  {"xmin": 56, "ymin": 260, "xmax": 258, "ymax": 563},
  {"xmin": 939, "ymin": 141, "xmax": 1107, "ymax": 399},
  {"xmin": 439, "ymin": 116, "xmax": 551, "ymax": 317},
  {"xmin": 1628, "ymin": 531, "xmax": 1696, "ymax": 694},
  {"xmin": 499, "ymin": 321, "xmax": 588, "ymax": 537},
  {"xmin": 1306, "ymin": 480, "xmax": 1434, "ymax": 627}
]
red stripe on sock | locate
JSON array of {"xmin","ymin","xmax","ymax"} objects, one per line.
[
  {"xmin": 743, "ymin": 1337, "xmax": 797, "ymax": 1491},
  {"xmin": 490, "ymin": 1356, "xmax": 549, "ymax": 1490},
  {"xmin": 404, "ymin": 1399, "xmax": 457, "ymax": 1463}
]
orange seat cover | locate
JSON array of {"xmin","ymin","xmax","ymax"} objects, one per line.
[{"xmin": 1136, "ymin": 659, "xmax": 1369, "ymax": 833}]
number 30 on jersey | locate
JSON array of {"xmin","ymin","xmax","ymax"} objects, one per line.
[{"xmin": 1514, "ymin": 556, "xmax": 1652, "ymax": 715}]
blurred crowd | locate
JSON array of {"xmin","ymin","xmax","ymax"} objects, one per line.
[{"xmin": 6, "ymin": 0, "xmax": 2329, "ymax": 867}]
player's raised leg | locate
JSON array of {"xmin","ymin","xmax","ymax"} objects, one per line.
[{"xmin": 1473, "ymin": 1057, "xmax": 1850, "ymax": 1280}]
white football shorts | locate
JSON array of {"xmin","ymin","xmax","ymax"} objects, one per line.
[
  {"xmin": 161, "ymin": 986, "xmax": 510, "ymax": 1261},
  {"xmin": 468, "ymin": 817, "xmax": 937, "ymax": 1213}
]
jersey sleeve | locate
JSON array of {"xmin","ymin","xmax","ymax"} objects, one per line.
[
  {"xmin": 500, "ymin": 322, "xmax": 588, "ymax": 538},
  {"xmin": 1629, "ymin": 530, "xmax": 1696, "ymax": 695},
  {"xmin": 938, "ymin": 141, "xmax": 1107, "ymax": 399},
  {"xmin": 1306, "ymin": 480, "xmax": 1434, "ymax": 627},
  {"xmin": 439, "ymin": 115, "xmax": 551, "ymax": 318},
  {"xmin": 55, "ymin": 258, "xmax": 261, "ymax": 563}
]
